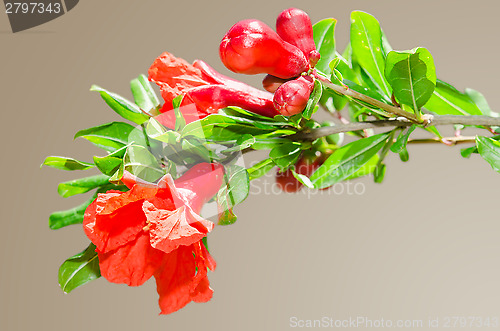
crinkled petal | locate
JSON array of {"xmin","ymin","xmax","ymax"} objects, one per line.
[
  {"xmin": 144, "ymin": 202, "xmax": 214, "ymax": 254},
  {"xmin": 99, "ymin": 185, "xmax": 157, "ymax": 215},
  {"xmin": 83, "ymin": 190, "xmax": 146, "ymax": 253},
  {"xmin": 148, "ymin": 52, "xmax": 209, "ymax": 104},
  {"xmin": 154, "ymin": 242, "xmax": 214, "ymax": 315},
  {"xmin": 97, "ymin": 232, "xmax": 165, "ymax": 286}
]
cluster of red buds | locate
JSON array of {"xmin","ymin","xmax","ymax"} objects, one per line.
[
  {"xmin": 218, "ymin": 8, "xmax": 328, "ymax": 192},
  {"xmin": 220, "ymin": 8, "xmax": 320, "ymax": 116}
]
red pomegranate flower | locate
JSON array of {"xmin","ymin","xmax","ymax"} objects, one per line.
[
  {"xmin": 148, "ymin": 52, "xmax": 277, "ymax": 128},
  {"xmin": 83, "ymin": 163, "xmax": 224, "ymax": 314}
]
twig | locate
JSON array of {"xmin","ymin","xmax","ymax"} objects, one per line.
[
  {"xmin": 292, "ymin": 116, "xmax": 500, "ymax": 141},
  {"xmin": 313, "ymin": 73, "xmax": 420, "ymax": 122}
]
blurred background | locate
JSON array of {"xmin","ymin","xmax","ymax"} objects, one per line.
[{"xmin": 1, "ymin": 0, "xmax": 499, "ymax": 330}]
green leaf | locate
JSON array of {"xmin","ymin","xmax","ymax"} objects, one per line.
[
  {"xmin": 247, "ymin": 158, "xmax": 275, "ymax": 180},
  {"xmin": 461, "ymin": 146, "xmax": 478, "ymax": 158},
  {"xmin": 350, "ymin": 11, "xmax": 391, "ymax": 96},
  {"xmin": 58, "ymin": 243, "xmax": 101, "ymax": 293},
  {"xmin": 172, "ymin": 95, "xmax": 186, "ymax": 131},
  {"xmin": 218, "ymin": 208, "xmax": 238, "ymax": 226},
  {"xmin": 58, "ymin": 175, "xmax": 110, "ymax": 198},
  {"xmin": 270, "ymin": 142, "xmax": 302, "ymax": 170},
  {"xmin": 221, "ymin": 134, "xmax": 256, "ymax": 154},
  {"xmin": 465, "ymin": 88, "xmax": 499, "ymax": 118},
  {"xmin": 146, "ymin": 118, "xmax": 181, "ymax": 144},
  {"xmin": 74, "ymin": 122, "xmax": 135, "ymax": 153},
  {"xmin": 391, "ymin": 125, "xmax": 416, "ymax": 153},
  {"xmin": 221, "ymin": 106, "xmax": 288, "ymax": 125},
  {"xmin": 373, "ymin": 162, "xmax": 386, "ymax": 183},
  {"xmin": 181, "ymin": 114, "xmax": 290, "ymax": 141},
  {"xmin": 216, "ymin": 166, "xmax": 250, "ymax": 226},
  {"xmin": 216, "ymin": 165, "xmax": 250, "ymax": 225},
  {"xmin": 93, "ymin": 155, "xmax": 122, "ymax": 176},
  {"xmin": 90, "ymin": 85, "xmax": 149, "ymax": 125},
  {"xmin": 42, "ymin": 156, "xmax": 94, "ymax": 171},
  {"xmin": 310, "ymin": 132, "xmax": 389, "ymax": 189},
  {"xmin": 385, "ymin": 48, "xmax": 436, "ymax": 111},
  {"xmin": 291, "ymin": 170, "xmax": 315, "ymax": 189},
  {"xmin": 49, "ymin": 193, "xmax": 96, "ymax": 230},
  {"xmin": 424, "ymin": 80, "xmax": 482, "ymax": 116},
  {"xmin": 130, "ymin": 74, "xmax": 160, "ymax": 113},
  {"xmin": 476, "ymin": 136, "xmax": 500, "ymax": 173},
  {"xmin": 302, "ymin": 79, "xmax": 323, "ymax": 120},
  {"xmin": 313, "ymin": 18, "xmax": 337, "ymax": 76},
  {"xmin": 399, "ymin": 149, "xmax": 409, "ymax": 162},
  {"xmin": 181, "ymin": 139, "xmax": 215, "ymax": 163},
  {"xmin": 124, "ymin": 145, "xmax": 164, "ymax": 182},
  {"xmin": 346, "ymin": 154, "xmax": 380, "ymax": 180}
]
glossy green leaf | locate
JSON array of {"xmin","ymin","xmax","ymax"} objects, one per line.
[
  {"xmin": 91, "ymin": 85, "xmax": 149, "ymax": 125},
  {"xmin": 58, "ymin": 175, "xmax": 110, "ymax": 198},
  {"xmin": 302, "ymin": 79, "xmax": 323, "ymax": 120},
  {"xmin": 93, "ymin": 155, "xmax": 122, "ymax": 176},
  {"xmin": 465, "ymin": 88, "xmax": 499, "ymax": 118},
  {"xmin": 399, "ymin": 149, "xmax": 409, "ymax": 162},
  {"xmin": 247, "ymin": 158, "xmax": 275, "ymax": 180},
  {"xmin": 461, "ymin": 146, "xmax": 478, "ymax": 158},
  {"xmin": 49, "ymin": 184, "xmax": 127, "ymax": 229},
  {"xmin": 130, "ymin": 74, "xmax": 160, "ymax": 113},
  {"xmin": 146, "ymin": 118, "xmax": 180, "ymax": 144},
  {"xmin": 313, "ymin": 18, "xmax": 337, "ymax": 76},
  {"xmin": 59, "ymin": 243, "xmax": 101, "ymax": 293},
  {"xmin": 310, "ymin": 132, "xmax": 389, "ymax": 189},
  {"xmin": 350, "ymin": 11, "xmax": 391, "ymax": 96},
  {"xmin": 216, "ymin": 165, "xmax": 250, "ymax": 225},
  {"xmin": 42, "ymin": 156, "xmax": 94, "ymax": 171},
  {"xmin": 221, "ymin": 134, "xmax": 256, "ymax": 154},
  {"xmin": 74, "ymin": 122, "xmax": 135, "ymax": 153},
  {"xmin": 345, "ymin": 154, "xmax": 380, "ymax": 180},
  {"xmin": 181, "ymin": 139, "xmax": 215, "ymax": 163},
  {"xmin": 391, "ymin": 125, "xmax": 416, "ymax": 153},
  {"xmin": 124, "ymin": 145, "xmax": 164, "ymax": 182},
  {"xmin": 476, "ymin": 136, "xmax": 500, "ymax": 173},
  {"xmin": 424, "ymin": 80, "xmax": 482, "ymax": 116},
  {"xmin": 270, "ymin": 142, "xmax": 302, "ymax": 170},
  {"xmin": 385, "ymin": 48, "xmax": 436, "ymax": 111},
  {"xmin": 181, "ymin": 114, "xmax": 289, "ymax": 141},
  {"xmin": 291, "ymin": 169, "xmax": 315, "ymax": 189},
  {"xmin": 49, "ymin": 193, "xmax": 96, "ymax": 230},
  {"xmin": 221, "ymin": 106, "xmax": 288, "ymax": 125},
  {"xmin": 172, "ymin": 95, "xmax": 186, "ymax": 131}
]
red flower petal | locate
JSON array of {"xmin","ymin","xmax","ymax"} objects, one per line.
[
  {"xmin": 148, "ymin": 52, "xmax": 209, "ymax": 105},
  {"xmin": 154, "ymin": 242, "xmax": 214, "ymax": 315},
  {"xmin": 144, "ymin": 202, "xmax": 214, "ymax": 254},
  {"xmin": 97, "ymin": 232, "xmax": 165, "ymax": 286},
  {"xmin": 83, "ymin": 190, "xmax": 146, "ymax": 253}
]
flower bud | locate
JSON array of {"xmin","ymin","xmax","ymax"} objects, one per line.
[
  {"xmin": 187, "ymin": 84, "xmax": 279, "ymax": 118},
  {"xmin": 219, "ymin": 19, "xmax": 309, "ymax": 79},
  {"xmin": 276, "ymin": 8, "xmax": 320, "ymax": 67},
  {"xmin": 262, "ymin": 74, "xmax": 288, "ymax": 93},
  {"xmin": 273, "ymin": 75, "xmax": 314, "ymax": 116}
]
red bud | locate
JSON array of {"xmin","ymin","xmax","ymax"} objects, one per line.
[
  {"xmin": 187, "ymin": 85, "xmax": 279, "ymax": 118},
  {"xmin": 276, "ymin": 8, "xmax": 320, "ymax": 67},
  {"xmin": 262, "ymin": 74, "xmax": 289, "ymax": 93},
  {"xmin": 273, "ymin": 75, "xmax": 314, "ymax": 116},
  {"xmin": 219, "ymin": 19, "xmax": 309, "ymax": 79}
]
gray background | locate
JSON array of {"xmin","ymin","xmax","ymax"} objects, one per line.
[{"xmin": 1, "ymin": 0, "xmax": 499, "ymax": 330}]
